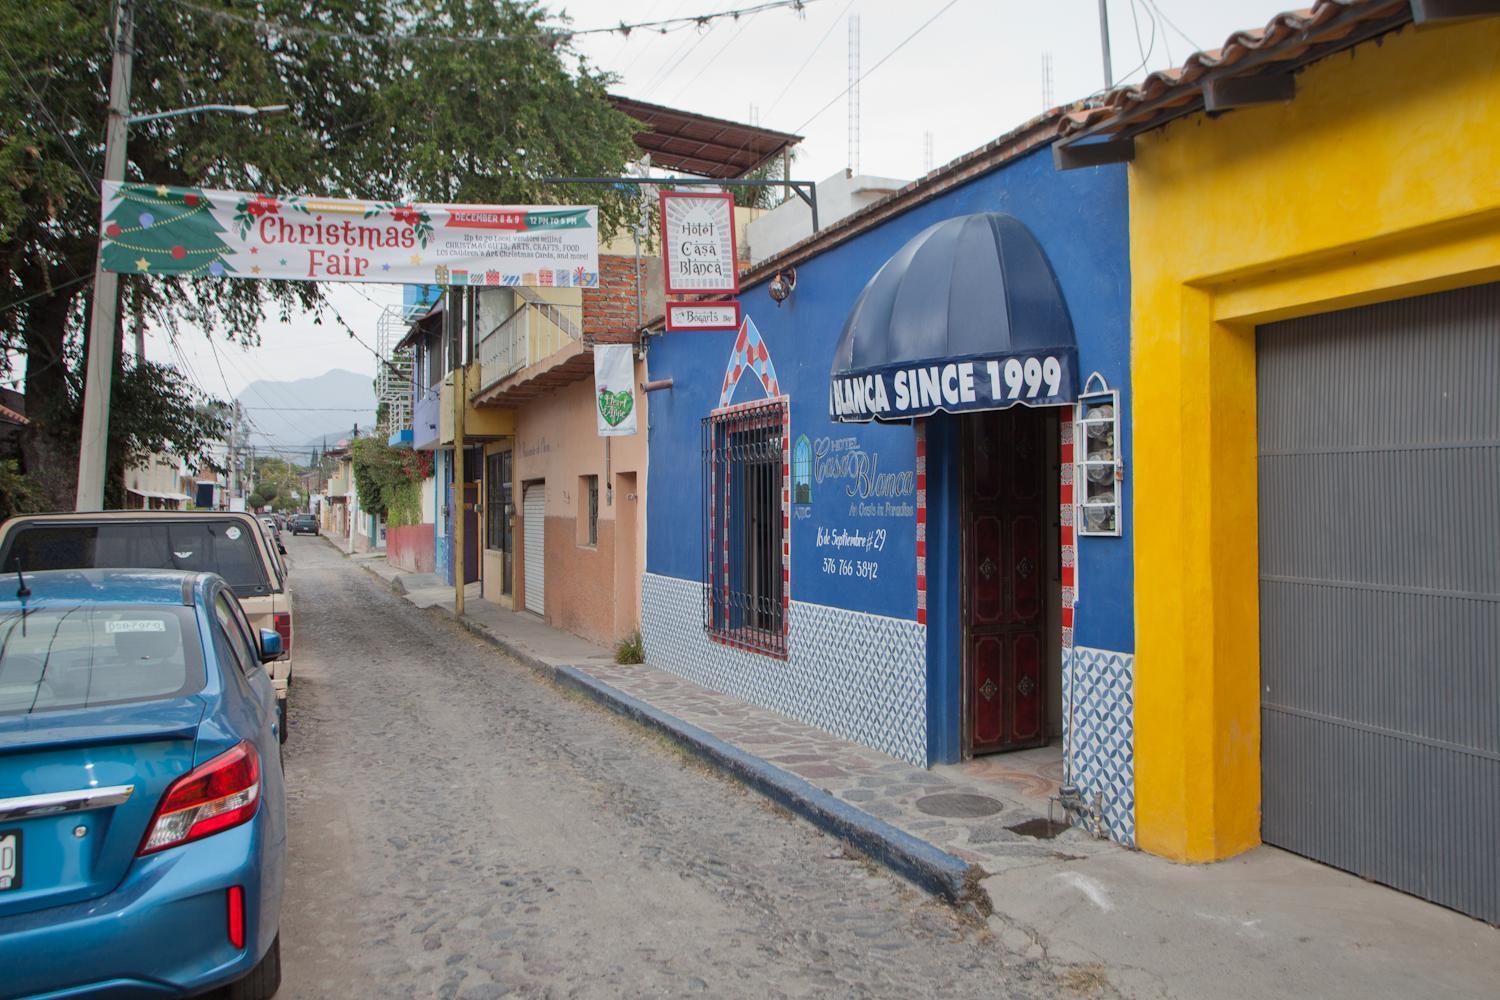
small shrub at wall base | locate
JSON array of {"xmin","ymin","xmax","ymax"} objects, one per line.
[{"xmin": 615, "ymin": 629, "xmax": 644, "ymax": 665}]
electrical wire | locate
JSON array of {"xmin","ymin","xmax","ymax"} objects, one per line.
[
  {"xmin": 0, "ymin": 273, "xmax": 95, "ymax": 318},
  {"xmin": 666, "ymin": 8, "xmax": 764, "ymax": 105},
  {"xmin": 1144, "ymin": 0, "xmax": 1200, "ymax": 54},
  {"xmin": 639, "ymin": 18, "xmax": 720, "ymax": 99},
  {"xmin": 163, "ymin": 0, "xmax": 820, "ymax": 48},
  {"xmin": 763, "ymin": 0, "xmax": 855, "ymax": 119},
  {"xmin": 0, "ymin": 36, "xmax": 100, "ymax": 191},
  {"xmin": 788, "ymin": 0, "xmax": 962, "ymax": 135},
  {"xmin": 1116, "ymin": 0, "xmax": 1158, "ymax": 85}
]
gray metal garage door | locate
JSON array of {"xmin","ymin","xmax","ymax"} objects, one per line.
[{"xmin": 1257, "ymin": 281, "xmax": 1499, "ymax": 923}]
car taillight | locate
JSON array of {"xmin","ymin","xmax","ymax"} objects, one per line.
[
  {"xmin": 138, "ymin": 742, "xmax": 260, "ymax": 856},
  {"xmin": 273, "ymin": 612, "xmax": 292, "ymax": 654}
]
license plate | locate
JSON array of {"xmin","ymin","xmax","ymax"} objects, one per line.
[{"xmin": 0, "ymin": 829, "xmax": 19, "ymax": 892}]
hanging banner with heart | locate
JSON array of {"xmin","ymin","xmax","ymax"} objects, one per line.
[{"xmin": 593, "ymin": 344, "xmax": 637, "ymax": 437}]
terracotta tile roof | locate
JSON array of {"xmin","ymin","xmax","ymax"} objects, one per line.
[
  {"xmin": 1057, "ymin": 0, "xmax": 1413, "ymax": 141},
  {"xmin": 0, "ymin": 403, "xmax": 28, "ymax": 425}
]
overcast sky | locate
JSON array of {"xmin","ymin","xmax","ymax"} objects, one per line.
[{"xmin": 144, "ymin": 0, "xmax": 1292, "ymax": 401}]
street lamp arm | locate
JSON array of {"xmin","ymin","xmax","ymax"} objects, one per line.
[{"xmin": 127, "ymin": 103, "xmax": 290, "ymax": 125}]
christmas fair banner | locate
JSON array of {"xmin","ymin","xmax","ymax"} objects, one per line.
[
  {"xmin": 99, "ymin": 181, "xmax": 599, "ymax": 287},
  {"xmin": 593, "ymin": 344, "xmax": 637, "ymax": 437}
]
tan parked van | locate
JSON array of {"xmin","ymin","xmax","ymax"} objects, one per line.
[{"xmin": 0, "ymin": 510, "xmax": 295, "ymax": 740}]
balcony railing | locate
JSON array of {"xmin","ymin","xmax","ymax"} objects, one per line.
[{"xmin": 477, "ymin": 300, "xmax": 584, "ymax": 391}]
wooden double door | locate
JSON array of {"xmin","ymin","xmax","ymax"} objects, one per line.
[{"xmin": 964, "ymin": 407, "xmax": 1051, "ymax": 755}]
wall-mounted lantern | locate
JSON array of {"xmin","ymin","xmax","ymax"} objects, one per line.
[
  {"xmin": 768, "ymin": 266, "xmax": 797, "ymax": 306},
  {"xmin": 1076, "ymin": 372, "xmax": 1123, "ymax": 537}
]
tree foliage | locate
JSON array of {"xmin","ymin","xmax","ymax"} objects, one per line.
[
  {"xmin": 351, "ymin": 436, "xmax": 429, "ymax": 527},
  {"xmin": 1, "ymin": 0, "xmax": 641, "ymax": 507}
]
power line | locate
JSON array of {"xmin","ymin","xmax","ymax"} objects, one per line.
[
  {"xmin": 241, "ymin": 406, "xmax": 373, "ymax": 412},
  {"xmin": 790, "ymin": 0, "xmax": 962, "ymax": 135},
  {"xmin": 163, "ymin": 0, "xmax": 820, "ymax": 48},
  {"xmin": 1144, "ymin": 0, "xmax": 1200, "ymax": 54},
  {"xmin": 0, "ymin": 272, "xmax": 95, "ymax": 317},
  {"xmin": 765, "ymin": 0, "xmax": 855, "ymax": 119}
]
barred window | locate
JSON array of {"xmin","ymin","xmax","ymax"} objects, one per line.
[{"xmin": 702, "ymin": 400, "xmax": 788, "ymax": 658}]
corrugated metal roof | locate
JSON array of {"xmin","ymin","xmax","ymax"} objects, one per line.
[
  {"xmin": 1058, "ymin": 0, "xmax": 1414, "ymax": 141},
  {"xmin": 610, "ymin": 95, "xmax": 802, "ymax": 179}
]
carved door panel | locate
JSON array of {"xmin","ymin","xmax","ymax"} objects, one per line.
[{"xmin": 965, "ymin": 407, "xmax": 1048, "ymax": 754}]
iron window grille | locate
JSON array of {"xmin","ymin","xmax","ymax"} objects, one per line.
[
  {"xmin": 701, "ymin": 400, "xmax": 789, "ymax": 658},
  {"xmin": 485, "ymin": 451, "xmax": 510, "ymax": 550},
  {"xmin": 586, "ymin": 475, "xmax": 599, "ymax": 546}
]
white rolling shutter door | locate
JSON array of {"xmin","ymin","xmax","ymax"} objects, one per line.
[{"xmin": 523, "ymin": 483, "xmax": 545, "ymax": 615}]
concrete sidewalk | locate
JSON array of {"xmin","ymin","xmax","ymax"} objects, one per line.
[{"xmin": 352, "ymin": 548, "xmax": 1500, "ymax": 999}]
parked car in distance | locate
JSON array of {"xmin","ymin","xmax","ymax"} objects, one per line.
[
  {"xmin": 0, "ymin": 568, "xmax": 287, "ymax": 998},
  {"xmin": 0, "ymin": 512, "xmax": 296, "ymax": 743},
  {"xmin": 257, "ymin": 515, "xmax": 286, "ymax": 555},
  {"xmin": 288, "ymin": 514, "xmax": 319, "ymax": 536}
]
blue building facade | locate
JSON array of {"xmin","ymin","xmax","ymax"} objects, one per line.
[{"xmin": 642, "ymin": 137, "xmax": 1138, "ymax": 844}]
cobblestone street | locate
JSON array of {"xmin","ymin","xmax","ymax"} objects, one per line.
[{"xmin": 277, "ymin": 537, "xmax": 1092, "ymax": 999}]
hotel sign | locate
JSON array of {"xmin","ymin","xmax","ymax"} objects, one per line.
[{"xmin": 660, "ymin": 190, "xmax": 739, "ymax": 295}]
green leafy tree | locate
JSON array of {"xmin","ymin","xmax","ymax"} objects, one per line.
[{"xmin": 1, "ymin": 0, "xmax": 640, "ymax": 508}]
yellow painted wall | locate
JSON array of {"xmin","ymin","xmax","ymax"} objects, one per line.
[
  {"xmin": 440, "ymin": 366, "xmax": 515, "ymax": 443},
  {"xmin": 1129, "ymin": 20, "xmax": 1500, "ymax": 862}
]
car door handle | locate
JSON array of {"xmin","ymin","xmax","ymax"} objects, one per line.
[{"xmin": 0, "ymin": 784, "xmax": 135, "ymax": 822}]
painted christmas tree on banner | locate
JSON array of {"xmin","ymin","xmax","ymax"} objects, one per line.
[{"xmin": 100, "ymin": 183, "xmax": 233, "ymax": 278}]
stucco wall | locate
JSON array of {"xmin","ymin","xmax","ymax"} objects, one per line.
[
  {"xmin": 644, "ymin": 143, "xmax": 1132, "ymax": 769},
  {"xmin": 513, "ymin": 366, "xmax": 649, "ymax": 645},
  {"xmin": 387, "ymin": 523, "xmax": 435, "ymax": 574},
  {"xmin": 1126, "ymin": 20, "xmax": 1500, "ymax": 862}
]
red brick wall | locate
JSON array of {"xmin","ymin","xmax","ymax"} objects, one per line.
[{"xmin": 583, "ymin": 254, "xmax": 644, "ymax": 343}]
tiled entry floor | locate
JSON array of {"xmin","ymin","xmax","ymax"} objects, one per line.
[{"xmin": 581, "ymin": 661, "xmax": 1113, "ymax": 871}]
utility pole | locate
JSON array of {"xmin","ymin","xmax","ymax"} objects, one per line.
[
  {"xmin": 452, "ymin": 296, "xmax": 467, "ymax": 619},
  {"xmin": 76, "ymin": 0, "xmax": 134, "ymax": 510},
  {"xmin": 1097, "ymin": 0, "xmax": 1114, "ymax": 90},
  {"xmin": 227, "ymin": 401, "xmax": 241, "ymax": 504}
]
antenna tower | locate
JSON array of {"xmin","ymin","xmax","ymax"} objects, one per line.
[
  {"xmin": 847, "ymin": 14, "xmax": 861, "ymax": 175},
  {"xmin": 1042, "ymin": 52, "xmax": 1055, "ymax": 110},
  {"xmin": 923, "ymin": 131, "xmax": 934, "ymax": 174}
]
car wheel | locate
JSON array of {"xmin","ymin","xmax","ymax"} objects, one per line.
[{"xmin": 227, "ymin": 933, "xmax": 281, "ymax": 1000}]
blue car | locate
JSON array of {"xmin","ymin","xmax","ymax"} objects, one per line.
[{"xmin": 0, "ymin": 569, "xmax": 286, "ymax": 999}]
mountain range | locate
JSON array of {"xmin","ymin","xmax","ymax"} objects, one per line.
[{"xmin": 236, "ymin": 368, "xmax": 377, "ymax": 459}]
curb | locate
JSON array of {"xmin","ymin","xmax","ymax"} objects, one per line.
[
  {"xmin": 550, "ymin": 664, "xmax": 989, "ymax": 911},
  {"xmin": 353, "ymin": 558, "xmax": 989, "ymax": 909},
  {"xmin": 439, "ymin": 607, "xmax": 988, "ymax": 911}
]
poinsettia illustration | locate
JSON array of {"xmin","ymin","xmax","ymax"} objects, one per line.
[
  {"xmin": 373, "ymin": 202, "xmax": 433, "ymax": 247},
  {"xmin": 233, "ymin": 193, "xmax": 285, "ymax": 237}
]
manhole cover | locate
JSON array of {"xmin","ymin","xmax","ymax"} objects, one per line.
[
  {"xmin": 914, "ymin": 793, "xmax": 1004, "ymax": 818},
  {"xmin": 1005, "ymin": 817, "xmax": 1070, "ymax": 840}
]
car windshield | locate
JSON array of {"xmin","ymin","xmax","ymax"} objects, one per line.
[
  {"xmin": 1, "ymin": 521, "xmax": 275, "ymax": 596},
  {"xmin": 0, "ymin": 605, "xmax": 204, "ymax": 716}
]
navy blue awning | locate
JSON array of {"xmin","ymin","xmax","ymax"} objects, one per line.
[{"xmin": 829, "ymin": 213, "xmax": 1078, "ymax": 422}]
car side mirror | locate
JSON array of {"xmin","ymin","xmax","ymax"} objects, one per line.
[{"xmin": 258, "ymin": 628, "xmax": 284, "ymax": 663}]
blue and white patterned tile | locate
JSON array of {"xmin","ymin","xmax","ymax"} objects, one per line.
[
  {"xmin": 641, "ymin": 573, "xmax": 928, "ymax": 766},
  {"xmin": 1063, "ymin": 645, "xmax": 1136, "ymax": 846}
]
